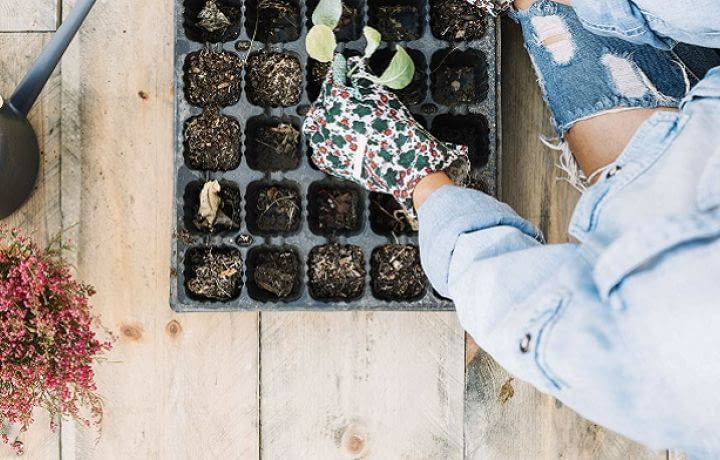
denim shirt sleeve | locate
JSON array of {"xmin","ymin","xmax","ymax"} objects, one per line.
[
  {"xmin": 571, "ymin": 0, "xmax": 720, "ymax": 49},
  {"xmin": 570, "ymin": 0, "xmax": 672, "ymax": 49}
]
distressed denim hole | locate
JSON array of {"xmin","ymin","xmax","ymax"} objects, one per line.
[{"xmin": 531, "ymin": 15, "xmax": 575, "ymax": 65}]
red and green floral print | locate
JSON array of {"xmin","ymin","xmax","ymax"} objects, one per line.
[{"xmin": 303, "ymin": 55, "xmax": 470, "ymax": 218}]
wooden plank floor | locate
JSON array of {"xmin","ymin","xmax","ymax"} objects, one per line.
[{"xmin": 0, "ymin": 0, "xmax": 668, "ymax": 458}]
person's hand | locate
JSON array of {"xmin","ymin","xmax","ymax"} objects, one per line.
[{"xmin": 302, "ymin": 54, "xmax": 470, "ymax": 218}]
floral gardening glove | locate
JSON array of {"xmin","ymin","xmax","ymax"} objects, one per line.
[
  {"xmin": 465, "ymin": 0, "xmax": 513, "ymax": 16},
  {"xmin": 303, "ymin": 55, "xmax": 470, "ymax": 218}
]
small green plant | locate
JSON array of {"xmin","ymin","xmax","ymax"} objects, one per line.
[{"xmin": 306, "ymin": 0, "xmax": 415, "ymax": 90}]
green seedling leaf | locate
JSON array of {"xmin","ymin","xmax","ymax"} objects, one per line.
[
  {"xmin": 363, "ymin": 26, "xmax": 382, "ymax": 58},
  {"xmin": 312, "ymin": 0, "xmax": 342, "ymax": 28},
  {"xmin": 369, "ymin": 46, "xmax": 415, "ymax": 90},
  {"xmin": 306, "ymin": 25, "xmax": 337, "ymax": 63}
]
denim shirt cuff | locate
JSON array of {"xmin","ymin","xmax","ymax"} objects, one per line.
[{"xmin": 417, "ymin": 186, "xmax": 542, "ymax": 297}]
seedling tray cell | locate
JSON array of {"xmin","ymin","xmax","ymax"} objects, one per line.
[{"xmin": 172, "ymin": 0, "xmax": 500, "ymax": 311}]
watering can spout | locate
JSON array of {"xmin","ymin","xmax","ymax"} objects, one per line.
[{"xmin": 8, "ymin": 0, "xmax": 97, "ymax": 117}]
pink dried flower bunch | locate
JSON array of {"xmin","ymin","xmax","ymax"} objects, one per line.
[{"xmin": 0, "ymin": 228, "xmax": 111, "ymax": 449}]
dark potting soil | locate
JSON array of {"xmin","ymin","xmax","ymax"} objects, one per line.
[
  {"xmin": 430, "ymin": 0, "xmax": 486, "ymax": 42},
  {"xmin": 369, "ymin": 48, "xmax": 426, "ymax": 106},
  {"xmin": 434, "ymin": 66, "xmax": 477, "ymax": 104},
  {"xmin": 431, "ymin": 114, "xmax": 490, "ymax": 168},
  {"xmin": 184, "ymin": 49, "xmax": 243, "ymax": 107},
  {"xmin": 308, "ymin": 244, "xmax": 366, "ymax": 300},
  {"xmin": 188, "ymin": 181, "xmax": 242, "ymax": 232},
  {"xmin": 185, "ymin": 247, "xmax": 244, "ymax": 300},
  {"xmin": 247, "ymin": 122, "xmax": 300, "ymax": 171},
  {"xmin": 246, "ymin": 0, "xmax": 301, "ymax": 43},
  {"xmin": 184, "ymin": 0, "xmax": 242, "ymax": 43},
  {"xmin": 184, "ymin": 107, "xmax": 241, "ymax": 171},
  {"xmin": 309, "ymin": 185, "xmax": 361, "ymax": 234},
  {"xmin": 246, "ymin": 51, "xmax": 302, "ymax": 107},
  {"xmin": 248, "ymin": 248, "xmax": 301, "ymax": 299},
  {"xmin": 307, "ymin": 59, "xmax": 332, "ymax": 102},
  {"xmin": 306, "ymin": 0, "xmax": 362, "ymax": 41},
  {"xmin": 371, "ymin": 244, "xmax": 425, "ymax": 300},
  {"xmin": 370, "ymin": 1, "xmax": 422, "ymax": 42},
  {"xmin": 246, "ymin": 184, "xmax": 301, "ymax": 234},
  {"xmin": 369, "ymin": 192, "xmax": 416, "ymax": 235}
]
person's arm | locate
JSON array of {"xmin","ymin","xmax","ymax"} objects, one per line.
[{"xmin": 557, "ymin": 0, "xmax": 720, "ymax": 49}]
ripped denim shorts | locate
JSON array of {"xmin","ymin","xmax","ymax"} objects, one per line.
[{"xmin": 510, "ymin": 0, "xmax": 690, "ymax": 136}]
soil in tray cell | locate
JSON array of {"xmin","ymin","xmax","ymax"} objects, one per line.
[
  {"xmin": 184, "ymin": 0, "xmax": 243, "ymax": 43},
  {"xmin": 369, "ymin": 47, "xmax": 427, "ymax": 106},
  {"xmin": 431, "ymin": 48, "xmax": 488, "ymax": 105},
  {"xmin": 184, "ymin": 247, "xmax": 244, "ymax": 301},
  {"xmin": 184, "ymin": 107, "xmax": 241, "ymax": 171},
  {"xmin": 308, "ymin": 182, "xmax": 363, "ymax": 235},
  {"xmin": 246, "ymin": 51, "xmax": 302, "ymax": 107},
  {"xmin": 306, "ymin": 0, "xmax": 363, "ymax": 42},
  {"xmin": 245, "ymin": 182, "xmax": 301, "ymax": 235},
  {"xmin": 431, "ymin": 114, "xmax": 490, "ymax": 168},
  {"xmin": 184, "ymin": 49, "xmax": 243, "ymax": 107},
  {"xmin": 245, "ymin": 116, "xmax": 301, "ymax": 171},
  {"xmin": 184, "ymin": 180, "xmax": 242, "ymax": 233},
  {"xmin": 368, "ymin": 0, "xmax": 423, "ymax": 42},
  {"xmin": 246, "ymin": 247, "xmax": 302, "ymax": 301},
  {"xmin": 308, "ymin": 244, "xmax": 366, "ymax": 301},
  {"xmin": 430, "ymin": 0, "xmax": 486, "ymax": 42},
  {"xmin": 369, "ymin": 192, "xmax": 416, "ymax": 235},
  {"xmin": 371, "ymin": 244, "xmax": 425, "ymax": 301},
  {"xmin": 245, "ymin": 0, "xmax": 301, "ymax": 43}
]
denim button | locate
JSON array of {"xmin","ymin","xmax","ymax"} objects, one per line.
[
  {"xmin": 520, "ymin": 333, "xmax": 532, "ymax": 353},
  {"xmin": 606, "ymin": 165, "xmax": 622, "ymax": 178}
]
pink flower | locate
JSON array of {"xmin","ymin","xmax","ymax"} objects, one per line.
[{"xmin": 0, "ymin": 227, "xmax": 111, "ymax": 451}]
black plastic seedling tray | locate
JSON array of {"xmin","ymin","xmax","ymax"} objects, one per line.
[{"xmin": 171, "ymin": 0, "xmax": 500, "ymax": 311}]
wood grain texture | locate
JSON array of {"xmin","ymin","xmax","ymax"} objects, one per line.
[
  {"xmin": 260, "ymin": 311, "xmax": 465, "ymax": 458},
  {"xmin": 57, "ymin": 0, "xmax": 259, "ymax": 458},
  {"xmin": 463, "ymin": 18, "xmax": 665, "ymax": 459},
  {"xmin": 0, "ymin": 33, "xmax": 61, "ymax": 460},
  {"xmin": 0, "ymin": 0, "xmax": 57, "ymax": 31}
]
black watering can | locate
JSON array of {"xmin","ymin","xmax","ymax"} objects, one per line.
[{"xmin": 0, "ymin": 0, "xmax": 97, "ymax": 219}]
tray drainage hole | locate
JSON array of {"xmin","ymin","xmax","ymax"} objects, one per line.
[
  {"xmin": 307, "ymin": 181, "xmax": 364, "ymax": 236},
  {"xmin": 368, "ymin": 0, "xmax": 424, "ymax": 42},
  {"xmin": 245, "ymin": 0, "xmax": 301, "ymax": 43},
  {"xmin": 183, "ymin": 107, "xmax": 242, "ymax": 171},
  {"xmin": 308, "ymin": 244, "xmax": 366, "ymax": 301},
  {"xmin": 431, "ymin": 114, "xmax": 490, "ymax": 169},
  {"xmin": 246, "ymin": 51, "xmax": 302, "ymax": 108},
  {"xmin": 369, "ymin": 192, "xmax": 417, "ymax": 236},
  {"xmin": 184, "ymin": 246, "xmax": 244, "ymax": 301},
  {"xmin": 306, "ymin": 0, "xmax": 364, "ymax": 42},
  {"xmin": 430, "ymin": 0, "xmax": 487, "ymax": 42},
  {"xmin": 431, "ymin": 48, "xmax": 489, "ymax": 105},
  {"xmin": 369, "ymin": 47, "xmax": 427, "ymax": 106},
  {"xmin": 245, "ymin": 181, "xmax": 302, "ymax": 236},
  {"xmin": 246, "ymin": 246, "xmax": 303, "ymax": 301},
  {"xmin": 183, "ymin": 0, "xmax": 243, "ymax": 44},
  {"xmin": 371, "ymin": 244, "xmax": 426, "ymax": 301},
  {"xmin": 245, "ymin": 115, "xmax": 301, "ymax": 172},
  {"xmin": 184, "ymin": 49, "xmax": 243, "ymax": 107}
]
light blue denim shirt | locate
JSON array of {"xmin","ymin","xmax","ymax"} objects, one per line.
[{"xmin": 418, "ymin": 4, "xmax": 720, "ymax": 458}]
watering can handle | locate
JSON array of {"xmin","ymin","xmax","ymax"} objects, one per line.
[{"xmin": 8, "ymin": 0, "xmax": 97, "ymax": 117}]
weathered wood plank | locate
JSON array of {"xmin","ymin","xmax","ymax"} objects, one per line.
[
  {"xmin": 58, "ymin": 0, "xmax": 259, "ymax": 458},
  {"xmin": 0, "ymin": 0, "xmax": 57, "ymax": 32},
  {"xmin": 260, "ymin": 311, "xmax": 465, "ymax": 458},
  {"xmin": 462, "ymin": 18, "xmax": 664, "ymax": 459},
  {"xmin": 0, "ymin": 32, "xmax": 61, "ymax": 460}
]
